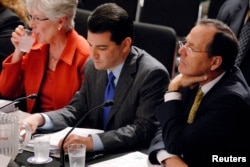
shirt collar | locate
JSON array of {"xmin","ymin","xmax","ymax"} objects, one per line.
[
  {"xmin": 201, "ymin": 72, "xmax": 225, "ymax": 95},
  {"xmin": 107, "ymin": 62, "xmax": 124, "ymax": 86}
]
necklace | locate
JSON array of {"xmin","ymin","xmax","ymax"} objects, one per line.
[
  {"xmin": 49, "ymin": 56, "xmax": 59, "ymax": 61},
  {"xmin": 49, "ymin": 55, "xmax": 60, "ymax": 71}
]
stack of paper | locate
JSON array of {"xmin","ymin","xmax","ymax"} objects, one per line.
[
  {"xmin": 0, "ymin": 154, "xmax": 11, "ymax": 167},
  {"xmin": 88, "ymin": 151, "xmax": 148, "ymax": 167},
  {"xmin": 0, "ymin": 100, "xmax": 18, "ymax": 113},
  {"xmin": 48, "ymin": 127, "xmax": 103, "ymax": 147}
]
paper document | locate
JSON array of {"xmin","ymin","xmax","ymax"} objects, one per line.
[
  {"xmin": 0, "ymin": 154, "xmax": 11, "ymax": 167},
  {"xmin": 88, "ymin": 151, "xmax": 148, "ymax": 167},
  {"xmin": 49, "ymin": 127, "xmax": 104, "ymax": 147},
  {"xmin": 0, "ymin": 99, "xmax": 18, "ymax": 113}
]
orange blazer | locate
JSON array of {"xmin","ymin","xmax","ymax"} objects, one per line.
[{"xmin": 0, "ymin": 30, "xmax": 90, "ymax": 113}]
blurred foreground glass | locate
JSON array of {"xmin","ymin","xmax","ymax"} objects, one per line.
[
  {"xmin": 18, "ymin": 29, "xmax": 35, "ymax": 53},
  {"xmin": 68, "ymin": 144, "xmax": 86, "ymax": 167},
  {"xmin": 18, "ymin": 122, "xmax": 31, "ymax": 153}
]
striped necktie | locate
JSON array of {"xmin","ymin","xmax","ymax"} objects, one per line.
[
  {"xmin": 187, "ymin": 87, "xmax": 203, "ymax": 124},
  {"xmin": 103, "ymin": 72, "xmax": 115, "ymax": 129}
]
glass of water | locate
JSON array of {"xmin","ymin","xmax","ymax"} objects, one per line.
[
  {"xmin": 18, "ymin": 29, "xmax": 35, "ymax": 53},
  {"xmin": 68, "ymin": 144, "xmax": 86, "ymax": 167},
  {"xmin": 32, "ymin": 134, "xmax": 51, "ymax": 163}
]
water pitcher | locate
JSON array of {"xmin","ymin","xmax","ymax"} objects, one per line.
[{"xmin": 0, "ymin": 112, "xmax": 31, "ymax": 160}]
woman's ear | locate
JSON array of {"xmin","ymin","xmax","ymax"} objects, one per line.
[{"xmin": 58, "ymin": 16, "xmax": 67, "ymax": 30}]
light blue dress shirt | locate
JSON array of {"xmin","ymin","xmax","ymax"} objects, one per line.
[{"xmin": 39, "ymin": 62, "xmax": 124, "ymax": 151}]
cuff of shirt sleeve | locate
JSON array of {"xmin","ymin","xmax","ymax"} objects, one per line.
[
  {"xmin": 90, "ymin": 134, "xmax": 104, "ymax": 151},
  {"xmin": 164, "ymin": 91, "xmax": 181, "ymax": 102},
  {"xmin": 147, "ymin": 159, "xmax": 164, "ymax": 167},
  {"xmin": 157, "ymin": 150, "xmax": 177, "ymax": 165},
  {"xmin": 38, "ymin": 113, "xmax": 54, "ymax": 130}
]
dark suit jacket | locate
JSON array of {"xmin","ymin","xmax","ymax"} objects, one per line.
[
  {"xmin": 149, "ymin": 67, "xmax": 250, "ymax": 167},
  {"xmin": 0, "ymin": 7, "xmax": 24, "ymax": 70},
  {"xmin": 46, "ymin": 46, "xmax": 170, "ymax": 153},
  {"xmin": 207, "ymin": 0, "xmax": 227, "ymax": 19},
  {"xmin": 217, "ymin": 0, "xmax": 250, "ymax": 86}
]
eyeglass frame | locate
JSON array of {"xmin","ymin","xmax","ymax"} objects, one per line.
[
  {"xmin": 27, "ymin": 14, "xmax": 49, "ymax": 23},
  {"xmin": 178, "ymin": 40, "xmax": 208, "ymax": 55}
]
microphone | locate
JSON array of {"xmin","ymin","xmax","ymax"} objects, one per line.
[
  {"xmin": 60, "ymin": 100, "xmax": 115, "ymax": 167},
  {"xmin": 0, "ymin": 94, "xmax": 37, "ymax": 112}
]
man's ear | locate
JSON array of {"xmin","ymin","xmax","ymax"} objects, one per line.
[
  {"xmin": 210, "ymin": 56, "xmax": 222, "ymax": 71},
  {"xmin": 121, "ymin": 37, "xmax": 132, "ymax": 52}
]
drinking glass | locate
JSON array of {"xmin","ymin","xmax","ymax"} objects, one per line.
[
  {"xmin": 68, "ymin": 144, "xmax": 86, "ymax": 167},
  {"xmin": 30, "ymin": 134, "xmax": 51, "ymax": 164},
  {"xmin": 18, "ymin": 122, "xmax": 31, "ymax": 153},
  {"xmin": 18, "ymin": 29, "xmax": 35, "ymax": 53}
]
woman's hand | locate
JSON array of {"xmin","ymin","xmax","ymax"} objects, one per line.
[
  {"xmin": 21, "ymin": 113, "xmax": 45, "ymax": 134},
  {"xmin": 10, "ymin": 25, "xmax": 27, "ymax": 62}
]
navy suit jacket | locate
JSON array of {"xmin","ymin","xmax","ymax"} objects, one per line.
[
  {"xmin": 46, "ymin": 46, "xmax": 170, "ymax": 153},
  {"xmin": 149, "ymin": 67, "xmax": 250, "ymax": 167},
  {"xmin": 217, "ymin": 0, "xmax": 250, "ymax": 86}
]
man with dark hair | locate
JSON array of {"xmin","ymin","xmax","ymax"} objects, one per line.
[
  {"xmin": 148, "ymin": 18, "xmax": 250, "ymax": 167},
  {"xmin": 22, "ymin": 3, "xmax": 169, "ymax": 154}
]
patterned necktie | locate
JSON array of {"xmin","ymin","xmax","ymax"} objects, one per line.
[
  {"xmin": 187, "ymin": 87, "xmax": 203, "ymax": 124},
  {"xmin": 103, "ymin": 72, "xmax": 115, "ymax": 129},
  {"xmin": 235, "ymin": 19, "xmax": 250, "ymax": 66}
]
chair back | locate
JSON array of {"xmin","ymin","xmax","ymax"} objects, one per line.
[
  {"xmin": 74, "ymin": 8, "xmax": 91, "ymax": 38},
  {"xmin": 77, "ymin": 0, "xmax": 138, "ymax": 21},
  {"xmin": 138, "ymin": 0, "xmax": 200, "ymax": 37},
  {"xmin": 133, "ymin": 22, "xmax": 177, "ymax": 78}
]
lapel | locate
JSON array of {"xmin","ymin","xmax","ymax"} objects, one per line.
[
  {"xmin": 194, "ymin": 68, "xmax": 237, "ymax": 117},
  {"xmin": 92, "ymin": 69, "xmax": 108, "ymax": 107},
  {"xmin": 25, "ymin": 45, "xmax": 49, "ymax": 112},
  {"xmin": 106, "ymin": 48, "xmax": 138, "ymax": 124}
]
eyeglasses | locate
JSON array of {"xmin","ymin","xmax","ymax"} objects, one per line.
[
  {"xmin": 27, "ymin": 14, "xmax": 49, "ymax": 23},
  {"xmin": 178, "ymin": 40, "xmax": 207, "ymax": 55}
]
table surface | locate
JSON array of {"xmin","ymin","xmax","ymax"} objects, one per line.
[{"xmin": 12, "ymin": 149, "xmax": 147, "ymax": 167}]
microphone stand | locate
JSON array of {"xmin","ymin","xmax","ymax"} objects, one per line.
[
  {"xmin": 60, "ymin": 100, "xmax": 114, "ymax": 167},
  {"xmin": 0, "ymin": 94, "xmax": 37, "ymax": 112}
]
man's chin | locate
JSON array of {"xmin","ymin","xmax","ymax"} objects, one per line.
[
  {"xmin": 178, "ymin": 66, "xmax": 185, "ymax": 74},
  {"xmin": 94, "ymin": 64, "xmax": 105, "ymax": 70}
]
